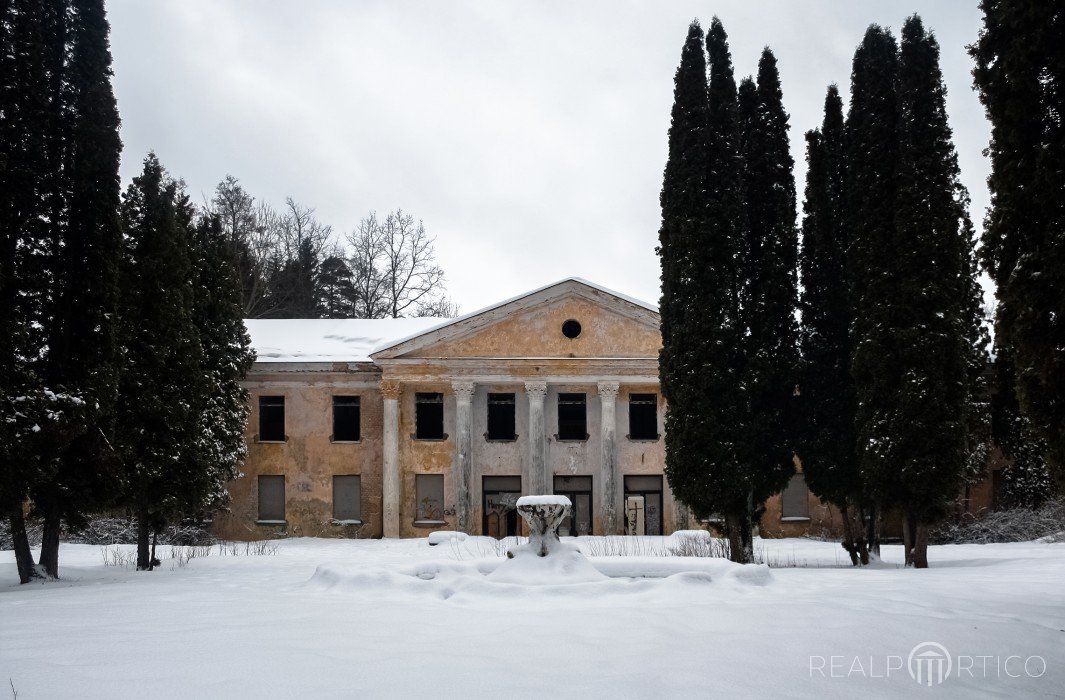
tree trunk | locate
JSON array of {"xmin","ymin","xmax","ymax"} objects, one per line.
[
  {"xmin": 136, "ymin": 506, "xmax": 151, "ymax": 571},
  {"xmin": 724, "ymin": 504, "xmax": 754, "ymax": 564},
  {"xmin": 7, "ymin": 508, "xmax": 41, "ymax": 584},
  {"xmin": 912, "ymin": 521, "xmax": 929, "ymax": 568},
  {"xmin": 839, "ymin": 503, "xmax": 869, "ymax": 566},
  {"xmin": 865, "ymin": 503, "xmax": 881, "ymax": 560},
  {"xmin": 37, "ymin": 506, "xmax": 61, "ymax": 579},
  {"xmin": 149, "ymin": 528, "xmax": 158, "ymax": 571},
  {"xmin": 902, "ymin": 511, "xmax": 916, "ymax": 567}
]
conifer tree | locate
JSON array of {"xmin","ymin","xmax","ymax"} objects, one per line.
[
  {"xmin": 991, "ymin": 347, "xmax": 1052, "ymax": 509},
  {"xmin": 318, "ymin": 255, "xmax": 356, "ymax": 318},
  {"xmin": 845, "ymin": 25, "xmax": 899, "ymax": 560},
  {"xmin": 658, "ymin": 21, "xmax": 724, "ymax": 553},
  {"xmin": 888, "ymin": 15, "xmax": 982, "ymax": 567},
  {"xmin": 117, "ymin": 154, "xmax": 205, "ymax": 571},
  {"xmin": 190, "ymin": 214, "xmax": 255, "ymax": 518},
  {"xmin": 798, "ymin": 85, "xmax": 871, "ymax": 564},
  {"xmin": 735, "ymin": 47, "xmax": 800, "ymax": 560},
  {"xmin": 971, "ymin": 0, "xmax": 1065, "ymax": 480},
  {"xmin": 31, "ymin": 0, "xmax": 124, "ymax": 579}
]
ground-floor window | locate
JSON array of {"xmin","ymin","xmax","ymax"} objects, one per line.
[
  {"xmin": 332, "ymin": 475, "xmax": 361, "ymax": 521},
  {"xmin": 415, "ymin": 474, "xmax": 445, "ymax": 524},
  {"xmin": 482, "ymin": 475, "xmax": 521, "ymax": 538},
  {"xmin": 554, "ymin": 475, "xmax": 592, "ymax": 536},
  {"xmin": 781, "ymin": 474, "xmax": 810, "ymax": 520},
  {"xmin": 257, "ymin": 475, "xmax": 285, "ymax": 522},
  {"xmin": 624, "ymin": 475, "xmax": 663, "ymax": 535}
]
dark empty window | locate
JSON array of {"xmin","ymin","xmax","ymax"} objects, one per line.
[
  {"xmin": 257, "ymin": 475, "xmax": 285, "ymax": 522},
  {"xmin": 415, "ymin": 474, "xmax": 445, "ymax": 523},
  {"xmin": 554, "ymin": 475, "xmax": 592, "ymax": 536},
  {"xmin": 629, "ymin": 393, "xmax": 659, "ymax": 440},
  {"xmin": 781, "ymin": 474, "xmax": 810, "ymax": 519},
  {"xmin": 415, "ymin": 392, "xmax": 445, "ymax": 439},
  {"xmin": 487, "ymin": 393, "xmax": 516, "ymax": 440},
  {"xmin": 332, "ymin": 396, "xmax": 360, "ymax": 442},
  {"xmin": 557, "ymin": 393, "xmax": 587, "ymax": 440},
  {"xmin": 562, "ymin": 319, "xmax": 582, "ymax": 339},
  {"xmin": 259, "ymin": 396, "xmax": 285, "ymax": 441},
  {"xmin": 332, "ymin": 475, "xmax": 361, "ymax": 521}
]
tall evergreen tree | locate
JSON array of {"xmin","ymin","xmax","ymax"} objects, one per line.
[
  {"xmin": 0, "ymin": 0, "xmax": 61, "ymax": 583},
  {"xmin": 735, "ymin": 47, "xmax": 800, "ymax": 560},
  {"xmin": 888, "ymin": 15, "xmax": 983, "ymax": 567},
  {"xmin": 190, "ymin": 214, "xmax": 255, "ymax": 519},
  {"xmin": 660, "ymin": 18, "xmax": 758, "ymax": 563},
  {"xmin": 30, "ymin": 0, "xmax": 124, "ymax": 579},
  {"xmin": 971, "ymin": 0, "xmax": 1065, "ymax": 480},
  {"xmin": 845, "ymin": 25, "xmax": 899, "ymax": 560},
  {"xmin": 117, "ymin": 154, "xmax": 205, "ymax": 571},
  {"xmin": 658, "ymin": 21, "xmax": 721, "ymax": 554},
  {"xmin": 991, "ymin": 346, "xmax": 1052, "ymax": 509},
  {"xmin": 798, "ymin": 85, "xmax": 870, "ymax": 564}
]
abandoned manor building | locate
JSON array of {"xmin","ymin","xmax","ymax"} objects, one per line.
[{"xmin": 213, "ymin": 278, "xmax": 834, "ymax": 540}]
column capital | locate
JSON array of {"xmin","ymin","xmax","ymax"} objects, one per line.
[
  {"xmin": 380, "ymin": 379, "xmax": 403, "ymax": 401},
  {"xmin": 597, "ymin": 381, "xmax": 620, "ymax": 400},
  {"xmin": 524, "ymin": 381, "xmax": 548, "ymax": 399},
  {"xmin": 452, "ymin": 380, "xmax": 475, "ymax": 402}
]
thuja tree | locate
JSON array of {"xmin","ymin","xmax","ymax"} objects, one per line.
[
  {"xmin": 971, "ymin": 0, "xmax": 1065, "ymax": 482},
  {"xmin": 798, "ymin": 85, "xmax": 871, "ymax": 565},
  {"xmin": 845, "ymin": 25, "xmax": 900, "ymax": 561},
  {"xmin": 887, "ymin": 16, "xmax": 985, "ymax": 568},
  {"xmin": 991, "ymin": 346, "xmax": 1053, "ymax": 510},
  {"xmin": 735, "ymin": 47, "xmax": 800, "ymax": 559},
  {"xmin": 659, "ymin": 21, "xmax": 736, "ymax": 555}
]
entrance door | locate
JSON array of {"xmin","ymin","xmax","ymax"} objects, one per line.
[
  {"xmin": 483, "ymin": 475, "xmax": 521, "ymax": 538},
  {"xmin": 553, "ymin": 475, "xmax": 592, "ymax": 537},
  {"xmin": 624, "ymin": 475, "xmax": 663, "ymax": 536}
]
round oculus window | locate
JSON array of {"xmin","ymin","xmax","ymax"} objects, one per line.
[{"xmin": 561, "ymin": 319, "xmax": 582, "ymax": 339}]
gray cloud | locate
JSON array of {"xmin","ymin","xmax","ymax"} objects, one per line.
[{"xmin": 109, "ymin": 0, "xmax": 990, "ymax": 313}]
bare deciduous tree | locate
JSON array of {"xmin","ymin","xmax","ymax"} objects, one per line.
[{"xmin": 346, "ymin": 209, "xmax": 449, "ymax": 318}]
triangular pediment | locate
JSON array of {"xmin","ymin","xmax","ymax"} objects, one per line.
[{"xmin": 371, "ymin": 279, "xmax": 661, "ymax": 360}]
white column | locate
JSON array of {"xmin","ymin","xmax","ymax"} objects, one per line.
[
  {"xmin": 525, "ymin": 381, "xmax": 548, "ymax": 495},
  {"xmin": 598, "ymin": 381, "xmax": 620, "ymax": 534},
  {"xmin": 381, "ymin": 380, "xmax": 402, "ymax": 538},
  {"xmin": 452, "ymin": 381, "xmax": 475, "ymax": 533}
]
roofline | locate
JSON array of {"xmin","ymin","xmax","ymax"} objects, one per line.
[{"xmin": 370, "ymin": 277, "xmax": 659, "ymax": 356}]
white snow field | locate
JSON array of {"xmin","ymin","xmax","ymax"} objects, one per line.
[{"xmin": 2, "ymin": 536, "xmax": 1063, "ymax": 699}]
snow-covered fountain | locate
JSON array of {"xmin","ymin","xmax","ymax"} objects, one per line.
[{"xmin": 510, "ymin": 495, "xmax": 572, "ymax": 557}]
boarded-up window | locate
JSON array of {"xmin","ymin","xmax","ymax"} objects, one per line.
[
  {"xmin": 333, "ymin": 396, "xmax": 360, "ymax": 442},
  {"xmin": 415, "ymin": 392, "xmax": 444, "ymax": 439},
  {"xmin": 628, "ymin": 393, "xmax": 659, "ymax": 440},
  {"xmin": 781, "ymin": 474, "xmax": 810, "ymax": 519},
  {"xmin": 416, "ymin": 474, "xmax": 444, "ymax": 522},
  {"xmin": 332, "ymin": 475, "xmax": 361, "ymax": 521},
  {"xmin": 258, "ymin": 475, "xmax": 285, "ymax": 521},
  {"xmin": 483, "ymin": 475, "xmax": 521, "ymax": 538},
  {"xmin": 487, "ymin": 393, "xmax": 516, "ymax": 440},
  {"xmin": 259, "ymin": 396, "xmax": 285, "ymax": 441},
  {"xmin": 557, "ymin": 393, "xmax": 587, "ymax": 440}
]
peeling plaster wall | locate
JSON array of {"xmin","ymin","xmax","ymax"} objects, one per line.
[{"xmin": 213, "ymin": 370, "xmax": 385, "ymax": 541}]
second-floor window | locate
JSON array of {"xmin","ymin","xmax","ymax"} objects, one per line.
[
  {"xmin": 415, "ymin": 392, "xmax": 445, "ymax": 439},
  {"xmin": 259, "ymin": 396, "xmax": 285, "ymax": 441},
  {"xmin": 629, "ymin": 393, "xmax": 659, "ymax": 440},
  {"xmin": 557, "ymin": 393, "xmax": 587, "ymax": 440},
  {"xmin": 332, "ymin": 395, "xmax": 361, "ymax": 442},
  {"xmin": 487, "ymin": 393, "xmax": 516, "ymax": 440}
]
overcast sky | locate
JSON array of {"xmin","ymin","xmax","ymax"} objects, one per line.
[{"xmin": 108, "ymin": 1, "xmax": 990, "ymax": 314}]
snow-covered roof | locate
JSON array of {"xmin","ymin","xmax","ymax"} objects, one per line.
[
  {"xmin": 245, "ymin": 317, "xmax": 446, "ymax": 363},
  {"xmin": 244, "ymin": 278, "xmax": 658, "ymax": 365}
]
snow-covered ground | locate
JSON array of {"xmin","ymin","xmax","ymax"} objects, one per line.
[{"xmin": 2, "ymin": 536, "xmax": 1063, "ymax": 699}]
